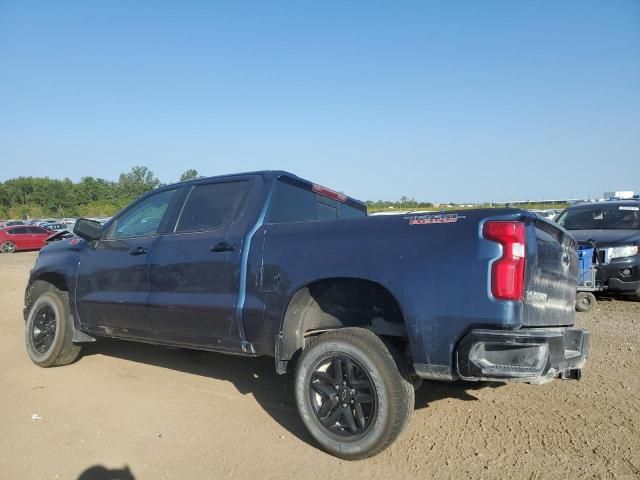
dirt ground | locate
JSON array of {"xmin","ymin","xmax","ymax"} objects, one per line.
[{"xmin": 1, "ymin": 252, "xmax": 639, "ymax": 480}]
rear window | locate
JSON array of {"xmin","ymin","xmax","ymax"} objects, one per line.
[
  {"xmin": 557, "ymin": 204, "xmax": 640, "ymax": 230},
  {"xmin": 175, "ymin": 181, "xmax": 250, "ymax": 232},
  {"xmin": 317, "ymin": 201, "xmax": 338, "ymax": 220},
  {"xmin": 268, "ymin": 180, "xmax": 365, "ymax": 224}
]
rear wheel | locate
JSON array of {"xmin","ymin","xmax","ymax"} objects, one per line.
[
  {"xmin": 1, "ymin": 240, "xmax": 16, "ymax": 253},
  {"xmin": 25, "ymin": 281, "xmax": 81, "ymax": 367},
  {"xmin": 294, "ymin": 328, "xmax": 414, "ymax": 460},
  {"xmin": 575, "ymin": 291, "xmax": 596, "ymax": 312}
]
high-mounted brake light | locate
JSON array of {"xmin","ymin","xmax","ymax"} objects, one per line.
[
  {"xmin": 312, "ymin": 183, "xmax": 348, "ymax": 203},
  {"xmin": 483, "ymin": 221, "xmax": 526, "ymax": 301}
]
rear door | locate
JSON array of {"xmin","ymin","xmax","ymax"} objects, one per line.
[
  {"xmin": 147, "ymin": 177, "xmax": 256, "ymax": 348},
  {"xmin": 27, "ymin": 226, "xmax": 52, "ymax": 248},
  {"xmin": 75, "ymin": 188, "xmax": 179, "ymax": 337},
  {"xmin": 11, "ymin": 227, "xmax": 30, "ymax": 248}
]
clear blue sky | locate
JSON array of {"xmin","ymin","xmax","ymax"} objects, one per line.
[{"xmin": 1, "ymin": 1, "xmax": 639, "ymax": 203}]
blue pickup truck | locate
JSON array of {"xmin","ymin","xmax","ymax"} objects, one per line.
[{"xmin": 23, "ymin": 170, "xmax": 589, "ymax": 459}]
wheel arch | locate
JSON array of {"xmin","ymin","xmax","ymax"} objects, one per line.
[
  {"xmin": 24, "ymin": 272, "xmax": 95, "ymax": 343},
  {"xmin": 275, "ymin": 277, "xmax": 409, "ymax": 374},
  {"xmin": 24, "ymin": 272, "xmax": 72, "ymax": 322}
]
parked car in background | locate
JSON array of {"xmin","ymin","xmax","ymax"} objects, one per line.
[
  {"xmin": 556, "ymin": 200, "xmax": 640, "ymax": 300},
  {"xmin": 531, "ymin": 209, "xmax": 558, "ymax": 221},
  {"xmin": 0, "ymin": 225, "xmax": 54, "ymax": 253},
  {"xmin": 41, "ymin": 223, "xmax": 69, "ymax": 232},
  {"xmin": 1, "ymin": 221, "xmax": 24, "ymax": 228},
  {"xmin": 60, "ymin": 218, "xmax": 77, "ymax": 228}
]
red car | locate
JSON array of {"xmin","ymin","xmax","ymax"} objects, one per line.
[{"xmin": 0, "ymin": 225, "xmax": 54, "ymax": 253}]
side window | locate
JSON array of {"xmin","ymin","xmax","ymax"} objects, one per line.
[
  {"xmin": 555, "ymin": 211, "xmax": 567, "ymax": 227},
  {"xmin": 107, "ymin": 189, "xmax": 177, "ymax": 239},
  {"xmin": 28, "ymin": 227, "xmax": 48, "ymax": 234},
  {"xmin": 175, "ymin": 181, "xmax": 249, "ymax": 233},
  {"xmin": 12, "ymin": 227, "xmax": 28, "ymax": 235}
]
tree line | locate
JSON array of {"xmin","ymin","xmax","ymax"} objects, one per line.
[
  {"xmin": 0, "ymin": 166, "xmax": 441, "ymax": 219},
  {"xmin": 365, "ymin": 196, "xmax": 435, "ymax": 213},
  {"xmin": 0, "ymin": 166, "xmax": 204, "ymax": 220}
]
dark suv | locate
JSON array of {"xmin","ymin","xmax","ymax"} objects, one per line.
[{"xmin": 556, "ymin": 200, "xmax": 640, "ymax": 299}]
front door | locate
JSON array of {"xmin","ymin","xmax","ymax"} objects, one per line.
[
  {"xmin": 75, "ymin": 188, "xmax": 178, "ymax": 337},
  {"xmin": 9, "ymin": 227, "xmax": 31, "ymax": 248},
  {"xmin": 147, "ymin": 179, "xmax": 253, "ymax": 348}
]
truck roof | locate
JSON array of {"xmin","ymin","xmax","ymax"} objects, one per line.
[{"xmin": 172, "ymin": 170, "xmax": 368, "ymax": 213}]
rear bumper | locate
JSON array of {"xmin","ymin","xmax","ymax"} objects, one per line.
[{"xmin": 455, "ymin": 327, "xmax": 590, "ymax": 383}]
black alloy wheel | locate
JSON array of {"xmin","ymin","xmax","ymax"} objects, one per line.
[
  {"xmin": 309, "ymin": 354, "xmax": 377, "ymax": 437},
  {"xmin": 294, "ymin": 328, "xmax": 414, "ymax": 460},
  {"xmin": 25, "ymin": 281, "xmax": 82, "ymax": 367},
  {"xmin": 30, "ymin": 304, "xmax": 58, "ymax": 354}
]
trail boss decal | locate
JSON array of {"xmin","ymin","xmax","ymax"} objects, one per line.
[{"xmin": 405, "ymin": 213, "xmax": 465, "ymax": 225}]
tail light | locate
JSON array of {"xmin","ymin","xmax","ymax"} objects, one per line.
[{"xmin": 483, "ymin": 221, "xmax": 526, "ymax": 301}]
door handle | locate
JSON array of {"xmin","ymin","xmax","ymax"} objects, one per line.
[
  {"xmin": 130, "ymin": 246, "xmax": 149, "ymax": 256},
  {"xmin": 210, "ymin": 242, "xmax": 235, "ymax": 253}
]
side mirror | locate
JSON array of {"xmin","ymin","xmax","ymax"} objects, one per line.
[{"xmin": 73, "ymin": 218, "xmax": 101, "ymax": 241}]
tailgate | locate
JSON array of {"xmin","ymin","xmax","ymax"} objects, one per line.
[{"xmin": 521, "ymin": 217, "xmax": 578, "ymax": 326}]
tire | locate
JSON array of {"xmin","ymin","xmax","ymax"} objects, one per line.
[
  {"xmin": 575, "ymin": 291, "xmax": 596, "ymax": 312},
  {"xmin": 1, "ymin": 240, "xmax": 16, "ymax": 253},
  {"xmin": 294, "ymin": 328, "xmax": 414, "ymax": 460},
  {"xmin": 25, "ymin": 281, "xmax": 82, "ymax": 367},
  {"xmin": 411, "ymin": 376, "xmax": 424, "ymax": 391}
]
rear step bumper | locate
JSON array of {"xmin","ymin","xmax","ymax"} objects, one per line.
[{"xmin": 456, "ymin": 327, "xmax": 590, "ymax": 383}]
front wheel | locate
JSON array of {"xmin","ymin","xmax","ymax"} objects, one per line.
[
  {"xmin": 294, "ymin": 328, "xmax": 414, "ymax": 460},
  {"xmin": 25, "ymin": 281, "xmax": 82, "ymax": 367}
]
